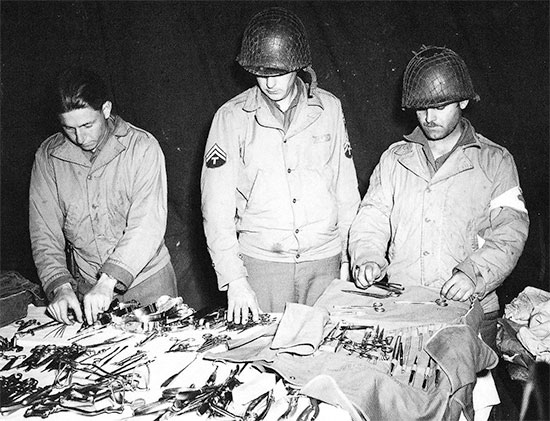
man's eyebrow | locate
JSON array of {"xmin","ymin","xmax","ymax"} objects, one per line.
[{"xmin": 63, "ymin": 119, "xmax": 96, "ymax": 128}]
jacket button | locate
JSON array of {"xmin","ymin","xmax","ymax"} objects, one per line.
[
  {"xmin": 295, "ymin": 229, "xmax": 299, "ymax": 234},
  {"xmin": 287, "ymin": 168, "xmax": 291, "ymax": 173},
  {"xmin": 296, "ymin": 254, "xmax": 300, "ymax": 259},
  {"xmin": 87, "ymin": 175, "xmax": 92, "ymax": 180},
  {"xmin": 292, "ymin": 198, "xmax": 297, "ymax": 203}
]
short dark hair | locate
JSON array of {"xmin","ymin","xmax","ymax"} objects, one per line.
[{"xmin": 57, "ymin": 67, "xmax": 109, "ymax": 114}]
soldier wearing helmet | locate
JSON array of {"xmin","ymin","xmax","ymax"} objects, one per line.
[
  {"xmin": 349, "ymin": 46, "xmax": 529, "ymax": 350},
  {"xmin": 201, "ymin": 7, "xmax": 360, "ymax": 324}
]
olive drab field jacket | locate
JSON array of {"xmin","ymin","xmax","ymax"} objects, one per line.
[
  {"xmin": 349, "ymin": 118, "xmax": 529, "ymax": 313},
  {"xmin": 201, "ymin": 79, "xmax": 360, "ymax": 290},
  {"xmin": 29, "ymin": 116, "xmax": 171, "ymax": 299}
]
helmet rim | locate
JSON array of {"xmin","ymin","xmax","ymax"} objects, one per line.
[
  {"xmin": 401, "ymin": 46, "xmax": 479, "ymax": 110},
  {"xmin": 237, "ymin": 7, "xmax": 312, "ymax": 75}
]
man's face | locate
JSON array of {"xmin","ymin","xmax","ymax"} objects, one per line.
[
  {"xmin": 415, "ymin": 100, "xmax": 468, "ymax": 141},
  {"xmin": 256, "ymin": 71, "xmax": 298, "ymax": 104},
  {"xmin": 59, "ymin": 101, "xmax": 111, "ymax": 152}
]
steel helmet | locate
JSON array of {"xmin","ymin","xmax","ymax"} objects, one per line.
[
  {"xmin": 237, "ymin": 7, "xmax": 312, "ymax": 76},
  {"xmin": 401, "ymin": 46, "xmax": 480, "ymax": 109}
]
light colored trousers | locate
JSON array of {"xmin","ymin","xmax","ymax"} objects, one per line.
[{"xmin": 242, "ymin": 254, "xmax": 341, "ymax": 313}]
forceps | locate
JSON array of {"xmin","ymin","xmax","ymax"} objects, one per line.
[
  {"xmin": 370, "ymin": 281, "xmax": 405, "ymax": 295},
  {"xmin": 342, "ymin": 290, "xmax": 394, "ymax": 299},
  {"xmin": 393, "ymin": 298, "xmax": 448, "ymax": 307}
]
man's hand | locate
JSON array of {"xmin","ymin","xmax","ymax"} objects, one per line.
[
  {"xmin": 47, "ymin": 283, "xmax": 82, "ymax": 325},
  {"xmin": 440, "ymin": 271, "xmax": 476, "ymax": 302},
  {"xmin": 83, "ymin": 273, "xmax": 117, "ymax": 325},
  {"xmin": 340, "ymin": 262, "xmax": 350, "ymax": 282},
  {"xmin": 353, "ymin": 262, "xmax": 382, "ymax": 289},
  {"xmin": 227, "ymin": 277, "xmax": 260, "ymax": 324}
]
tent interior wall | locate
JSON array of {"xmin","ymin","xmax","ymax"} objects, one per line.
[{"xmin": 1, "ymin": 1, "xmax": 548, "ymax": 312}]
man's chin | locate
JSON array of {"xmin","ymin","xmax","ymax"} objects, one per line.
[
  {"xmin": 422, "ymin": 129, "xmax": 444, "ymax": 141},
  {"xmin": 80, "ymin": 145, "xmax": 97, "ymax": 152}
]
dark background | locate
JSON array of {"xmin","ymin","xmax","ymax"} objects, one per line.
[{"xmin": 1, "ymin": 1, "xmax": 548, "ymax": 311}]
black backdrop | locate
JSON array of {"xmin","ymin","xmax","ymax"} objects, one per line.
[{"xmin": 1, "ymin": 1, "xmax": 548, "ymax": 310}]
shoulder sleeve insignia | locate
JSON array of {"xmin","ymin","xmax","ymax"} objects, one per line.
[
  {"xmin": 205, "ymin": 143, "xmax": 227, "ymax": 168},
  {"xmin": 344, "ymin": 141, "xmax": 352, "ymax": 158}
]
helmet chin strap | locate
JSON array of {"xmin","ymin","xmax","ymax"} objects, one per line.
[{"xmin": 303, "ymin": 66, "xmax": 317, "ymax": 98}]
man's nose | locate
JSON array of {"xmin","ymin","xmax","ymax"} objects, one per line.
[
  {"xmin": 425, "ymin": 109, "xmax": 436, "ymax": 123},
  {"xmin": 265, "ymin": 77, "xmax": 276, "ymax": 89},
  {"xmin": 75, "ymin": 129, "xmax": 84, "ymax": 144}
]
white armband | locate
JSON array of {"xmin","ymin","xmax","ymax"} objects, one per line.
[{"xmin": 490, "ymin": 186, "xmax": 527, "ymax": 213}]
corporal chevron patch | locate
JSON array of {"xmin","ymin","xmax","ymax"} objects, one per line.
[{"xmin": 205, "ymin": 143, "xmax": 227, "ymax": 168}]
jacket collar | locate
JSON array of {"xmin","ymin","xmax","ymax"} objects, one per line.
[
  {"xmin": 398, "ymin": 118, "xmax": 481, "ymax": 184},
  {"xmin": 50, "ymin": 115, "xmax": 129, "ymax": 170},
  {"xmin": 242, "ymin": 77, "xmax": 323, "ymax": 112},
  {"xmin": 403, "ymin": 117, "xmax": 481, "ymax": 149},
  {"xmin": 242, "ymin": 78, "xmax": 324, "ymax": 136}
]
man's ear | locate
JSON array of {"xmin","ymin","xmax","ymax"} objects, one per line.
[
  {"xmin": 459, "ymin": 99, "xmax": 469, "ymax": 110},
  {"xmin": 101, "ymin": 101, "xmax": 113, "ymax": 119}
]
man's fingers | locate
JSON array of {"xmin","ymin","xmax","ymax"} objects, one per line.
[
  {"xmin": 84, "ymin": 300, "xmax": 94, "ymax": 325},
  {"xmin": 354, "ymin": 263, "xmax": 381, "ymax": 288},
  {"xmin": 355, "ymin": 276, "xmax": 370, "ymax": 289},
  {"xmin": 366, "ymin": 264, "xmax": 381, "ymax": 281},
  {"xmin": 72, "ymin": 304, "xmax": 83, "ymax": 323},
  {"xmin": 240, "ymin": 304, "xmax": 250, "ymax": 324},
  {"xmin": 440, "ymin": 280, "xmax": 452, "ymax": 298},
  {"xmin": 47, "ymin": 304, "xmax": 62, "ymax": 324},
  {"xmin": 364, "ymin": 266, "xmax": 374, "ymax": 282},
  {"xmin": 443, "ymin": 286, "xmax": 456, "ymax": 300},
  {"xmin": 236, "ymin": 305, "xmax": 246, "ymax": 325},
  {"xmin": 226, "ymin": 302, "xmax": 235, "ymax": 323},
  {"xmin": 249, "ymin": 304, "xmax": 260, "ymax": 323}
]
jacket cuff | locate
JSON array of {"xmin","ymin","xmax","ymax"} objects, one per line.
[
  {"xmin": 45, "ymin": 274, "xmax": 75, "ymax": 302},
  {"xmin": 340, "ymin": 248, "xmax": 349, "ymax": 265},
  {"xmin": 100, "ymin": 262, "xmax": 133, "ymax": 293},
  {"xmin": 454, "ymin": 261, "xmax": 487, "ymax": 299}
]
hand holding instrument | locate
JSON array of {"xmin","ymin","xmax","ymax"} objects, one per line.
[{"xmin": 369, "ymin": 281, "xmax": 405, "ymax": 296}]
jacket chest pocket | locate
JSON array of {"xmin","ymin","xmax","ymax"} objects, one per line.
[{"xmin": 304, "ymin": 134, "xmax": 333, "ymax": 167}]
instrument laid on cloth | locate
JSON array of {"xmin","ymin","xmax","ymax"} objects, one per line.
[{"xmin": 394, "ymin": 299, "xmax": 448, "ymax": 307}]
